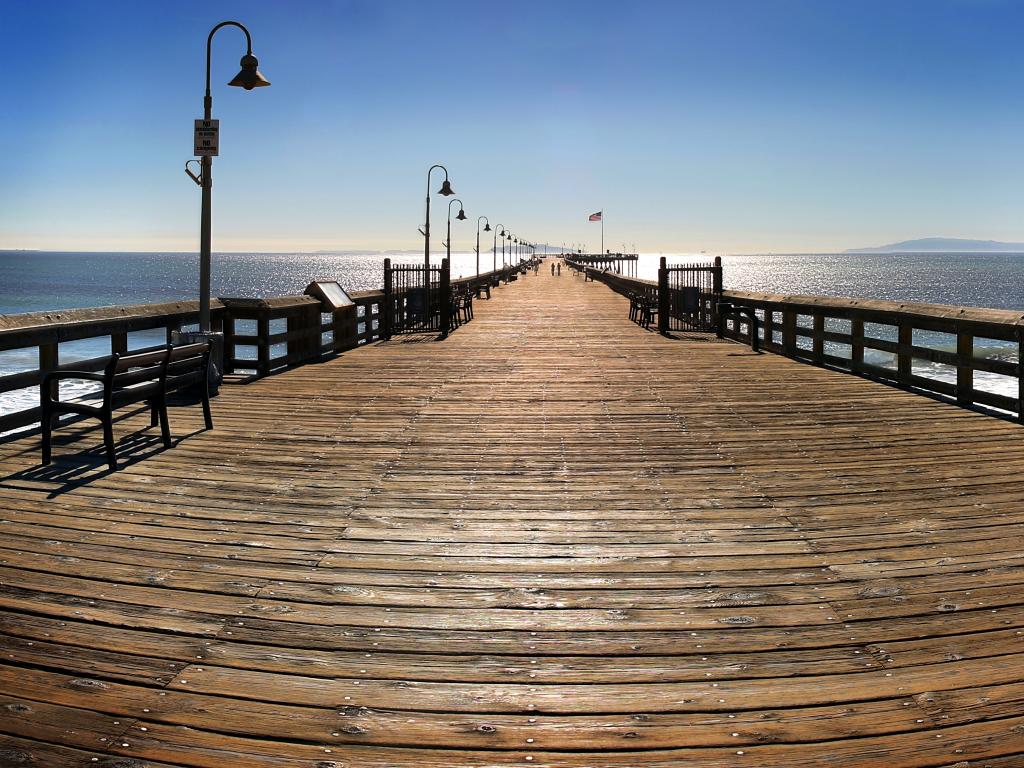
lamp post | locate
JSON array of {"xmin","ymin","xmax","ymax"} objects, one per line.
[
  {"xmin": 475, "ymin": 216, "xmax": 490, "ymax": 276},
  {"xmin": 446, "ymin": 198, "xmax": 466, "ymax": 269},
  {"xmin": 494, "ymin": 224, "xmax": 506, "ymax": 272},
  {"xmin": 193, "ymin": 20, "xmax": 270, "ymax": 335},
  {"xmin": 424, "ymin": 164, "xmax": 454, "ymax": 271}
]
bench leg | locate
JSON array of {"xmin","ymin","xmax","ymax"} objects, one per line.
[
  {"xmin": 40, "ymin": 399, "xmax": 52, "ymax": 466},
  {"xmin": 201, "ymin": 388, "xmax": 213, "ymax": 431},
  {"xmin": 150, "ymin": 401, "xmax": 159, "ymax": 428},
  {"xmin": 158, "ymin": 397, "xmax": 171, "ymax": 448},
  {"xmin": 102, "ymin": 416, "xmax": 116, "ymax": 471}
]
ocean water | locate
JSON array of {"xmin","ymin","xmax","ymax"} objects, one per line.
[{"xmin": 1, "ymin": 249, "xmax": 1022, "ymax": 421}]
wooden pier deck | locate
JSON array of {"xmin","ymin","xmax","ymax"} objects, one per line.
[{"xmin": 2, "ymin": 263, "xmax": 1024, "ymax": 766}]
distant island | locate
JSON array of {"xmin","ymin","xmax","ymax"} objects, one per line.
[{"xmin": 845, "ymin": 237, "xmax": 1024, "ymax": 253}]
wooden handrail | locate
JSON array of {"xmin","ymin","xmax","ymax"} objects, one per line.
[
  {"xmin": 718, "ymin": 290, "xmax": 1024, "ymax": 418},
  {"xmin": 571, "ymin": 258, "xmax": 1024, "ymax": 420},
  {"xmin": 1, "ymin": 263, "xmax": 531, "ymax": 434}
]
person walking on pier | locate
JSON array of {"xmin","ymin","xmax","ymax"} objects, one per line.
[
  {"xmin": 551, "ymin": 262, "xmax": 555, "ymax": 276},
  {"xmin": 557, "ymin": 262, "xmax": 561, "ymax": 276}
]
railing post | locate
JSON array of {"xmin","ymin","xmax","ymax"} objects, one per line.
[
  {"xmin": 287, "ymin": 303, "xmax": 320, "ymax": 365},
  {"xmin": 711, "ymin": 256, "xmax": 723, "ymax": 330},
  {"xmin": 382, "ymin": 258, "xmax": 392, "ymax": 340},
  {"xmin": 762, "ymin": 308, "xmax": 775, "ymax": 350},
  {"xmin": 812, "ymin": 314, "xmax": 825, "ymax": 364},
  {"xmin": 332, "ymin": 306, "xmax": 356, "ymax": 352},
  {"xmin": 39, "ymin": 342, "xmax": 58, "ymax": 415},
  {"xmin": 657, "ymin": 256, "xmax": 669, "ymax": 334},
  {"xmin": 957, "ymin": 331, "xmax": 973, "ymax": 406},
  {"xmin": 851, "ymin": 318, "xmax": 864, "ymax": 371},
  {"xmin": 897, "ymin": 323, "xmax": 912, "ymax": 385},
  {"xmin": 257, "ymin": 313, "xmax": 271, "ymax": 377},
  {"xmin": 782, "ymin": 310, "xmax": 797, "ymax": 356},
  {"xmin": 222, "ymin": 314, "xmax": 236, "ymax": 374},
  {"xmin": 1018, "ymin": 328, "xmax": 1024, "ymax": 421},
  {"xmin": 440, "ymin": 257, "xmax": 451, "ymax": 337},
  {"xmin": 111, "ymin": 332, "xmax": 127, "ymax": 356}
]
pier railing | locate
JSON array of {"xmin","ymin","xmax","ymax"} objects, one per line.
[
  {"xmin": 0, "ymin": 301, "xmax": 226, "ymax": 434},
  {"xmin": 0, "ymin": 263, "xmax": 528, "ymax": 435},
  {"xmin": 566, "ymin": 257, "xmax": 722, "ymax": 333},
  {"xmin": 719, "ymin": 290, "xmax": 1024, "ymax": 417},
  {"xmin": 569, "ymin": 256, "xmax": 1024, "ymax": 418}
]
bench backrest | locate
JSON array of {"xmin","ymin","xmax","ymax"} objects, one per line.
[
  {"xmin": 166, "ymin": 341, "xmax": 210, "ymax": 392},
  {"xmin": 110, "ymin": 348, "xmax": 169, "ymax": 391}
]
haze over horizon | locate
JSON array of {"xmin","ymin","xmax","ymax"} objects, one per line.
[{"xmin": 2, "ymin": 0, "xmax": 1024, "ymax": 255}]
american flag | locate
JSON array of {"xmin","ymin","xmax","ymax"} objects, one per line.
[{"xmin": 588, "ymin": 211, "xmax": 602, "ymax": 222}]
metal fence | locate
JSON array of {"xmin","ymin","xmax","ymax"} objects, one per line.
[
  {"xmin": 383, "ymin": 258, "xmax": 450, "ymax": 337},
  {"xmin": 658, "ymin": 257, "xmax": 722, "ymax": 332}
]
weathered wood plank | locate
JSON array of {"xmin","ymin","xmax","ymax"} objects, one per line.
[{"xmin": 2, "ymin": 261, "xmax": 1024, "ymax": 764}]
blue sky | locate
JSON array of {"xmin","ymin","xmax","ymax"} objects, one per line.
[{"xmin": 1, "ymin": 0, "xmax": 1023, "ymax": 253}]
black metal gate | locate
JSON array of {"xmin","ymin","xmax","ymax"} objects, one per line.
[
  {"xmin": 383, "ymin": 258, "xmax": 451, "ymax": 338},
  {"xmin": 658, "ymin": 257, "xmax": 722, "ymax": 333}
]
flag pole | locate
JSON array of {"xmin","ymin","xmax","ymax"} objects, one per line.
[{"xmin": 601, "ymin": 209, "xmax": 604, "ymax": 256}]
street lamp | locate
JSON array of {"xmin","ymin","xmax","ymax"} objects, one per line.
[
  {"xmin": 446, "ymin": 198, "xmax": 466, "ymax": 269},
  {"xmin": 493, "ymin": 224, "xmax": 506, "ymax": 272},
  {"xmin": 193, "ymin": 20, "xmax": 270, "ymax": 336},
  {"xmin": 505, "ymin": 232, "xmax": 515, "ymax": 281},
  {"xmin": 424, "ymin": 164, "xmax": 454, "ymax": 271},
  {"xmin": 475, "ymin": 216, "xmax": 490, "ymax": 276}
]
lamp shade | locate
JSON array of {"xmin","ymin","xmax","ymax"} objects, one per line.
[
  {"xmin": 456, "ymin": 208, "xmax": 467, "ymax": 221},
  {"xmin": 228, "ymin": 54, "xmax": 271, "ymax": 90},
  {"xmin": 438, "ymin": 179, "xmax": 455, "ymax": 196},
  {"xmin": 483, "ymin": 223, "xmax": 491, "ymax": 232}
]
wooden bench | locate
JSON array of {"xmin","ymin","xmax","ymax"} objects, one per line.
[
  {"xmin": 165, "ymin": 342, "xmax": 214, "ymax": 430},
  {"xmin": 40, "ymin": 341, "xmax": 212, "ymax": 471}
]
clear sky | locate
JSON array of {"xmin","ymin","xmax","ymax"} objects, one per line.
[{"xmin": 1, "ymin": 0, "xmax": 1023, "ymax": 254}]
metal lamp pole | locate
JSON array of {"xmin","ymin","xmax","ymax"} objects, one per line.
[
  {"xmin": 446, "ymin": 198, "xmax": 466, "ymax": 269},
  {"xmin": 195, "ymin": 20, "xmax": 270, "ymax": 334},
  {"xmin": 424, "ymin": 164, "xmax": 454, "ymax": 271},
  {"xmin": 494, "ymin": 224, "xmax": 506, "ymax": 272},
  {"xmin": 508, "ymin": 233, "xmax": 515, "ymax": 280},
  {"xmin": 475, "ymin": 216, "xmax": 490, "ymax": 276}
]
